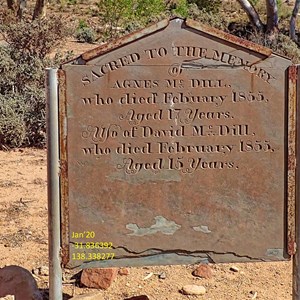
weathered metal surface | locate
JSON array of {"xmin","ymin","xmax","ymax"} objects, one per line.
[
  {"xmin": 185, "ymin": 19, "xmax": 273, "ymax": 57},
  {"xmin": 81, "ymin": 19, "xmax": 169, "ymax": 63},
  {"xmin": 293, "ymin": 65, "xmax": 300, "ymax": 300},
  {"xmin": 288, "ymin": 65, "xmax": 297, "ymax": 256},
  {"xmin": 57, "ymin": 69, "xmax": 69, "ymax": 266},
  {"xmin": 46, "ymin": 69, "xmax": 63, "ymax": 300},
  {"xmin": 59, "ymin": 18, "xmax": 293, "ymax": 268}
]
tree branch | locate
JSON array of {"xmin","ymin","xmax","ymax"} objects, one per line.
[
  {"xmin": 290, "ymin": 0, "xmax": 300, "ymax": 42},
  {"xmin": 6, "ymin": 0, "xmax": 15, "ymax": 10},
  {"xmin": 266, "ymin": 0, "xmax": 279, "ymax": 33},
  {"xmin": 237, "ymin": 0, "xmax": 264, "ymax": 31},
  {"xmin": 32, "ymin": 0, "xmax": 47, "ymax": 20}
]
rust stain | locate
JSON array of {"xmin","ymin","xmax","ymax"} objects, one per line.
[
  {"xmin": 186, "ymin": 19, "xmax": 272, "ymax": 57},
  {"xmin": 288, "ymin": 237, "xmax": 296, "ymax": 256},
  {"xmin": 81, "ymin": 17, "xmax": 274, "ymax": 64},
  {"xmin": 58, "ymin": 69, "xmax": 70, "ymax": 266},
  {"xmin": 289, "ymin": 65, "xmax": 297, "ymax": 82},
  {"xmin": 287, "ymin": 65, "xmax": 297, "ymax": 256}
]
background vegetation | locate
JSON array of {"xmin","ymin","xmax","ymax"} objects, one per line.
[
  {"xmin": 0, "ymin": 9, "xmax": 70, "ymax": 148},
  {"xmin": 0, "ymin": 0, "xmax": 300, "ymax": 148}
]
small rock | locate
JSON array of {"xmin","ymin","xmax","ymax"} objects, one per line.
[
  {"xmin": 39, "ymin": 266, "xmax": 49, "ymax": 276},
  {"xmin": 181, "ymin": 284, "xmax": 206, "ymax": 295},
  {"xmin": 249, "ymin": 291, "xmax": 258, "ymax": 299},
  {"xmin": 80, "ymin": 268, "xmax": 118, "ymax": 290},
  {"xmin": 32, "ymin": 269, "xmax": 39, "ymax": 276},
  {"xmin": 118, "ymin": 268, "xmax": 130, "ymax": 276},
  {"xmin": 158, "ymin": 272, "xmax": 167, "ymax": 279},
  {"xmin": 33, "ymin": 266, "xmax": 49, "ymax": 276},
  {"xmin": 143, "ymin": 272, "xmax": 153, "ymax": 280},
  {"xmin": 230, "ymin": 266, "xmax": 240, "ymax": 272},
  {"xmin": 70, "ymin": 292, "xmax": 103, "ymax": 299},
  {"xmin": 0, "ymin": 296, "xmax": 15, "ymax": 300},
  {"xmin": 192, "ymin": 264, "xmax": 212, "ymax": 279},
  {"xmin": 0, "ymin": 265, "xmax": 42, "ymax": 300},
  {"xmin": 124, "ymin": 296, "xmax": 149, "ymax": 300}
]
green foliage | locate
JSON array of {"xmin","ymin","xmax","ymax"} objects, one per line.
[
  {"xmin": 247, "ymin": 30, "xmax": 300, "ymax": 63},
  {"xmin": 59, "ymin": 0, "xmax": 77, "ymax": 7},
  {"xmin": 2, "ymin": 16, "xmax": 68, "ymax": 59},
  {"xmin": 78, "ymin": 19, "xmax": 88, "ymax": 29},
  {"xmin": 76, "ymin": 27, "xmax": 96, "ymax": 43},
  {"xmin": 188, "ymin": 0, "xmax": 221, "ymax": 13},
  {"xmin": 170, "ymin": 0, "xmax": 189, "ymax": 18},
  {"xmin": 275, "ymin": 34, "xmax": 300, "ymax": 64},
  {"xmin": 97, "ymin": 0, "xmax": 166, "ymax": 39},
  {"xmin": 132, "ymin": 0, "xmax": 166, "ymax": 19},
  {"xmin": 249, "ymin": 0, "xmax": 259, "ymax": 6},
  {"xmin": 188, "ymin": 3, "xmax": 227, "ymax": 30},
  {"xmin": 0, "ymin": 16, "xmax": 69, "ymax": 148},
  {"xmin": 76, "ymin": 19, "xmax": 96, "ymax": 43},
  {"xmin": 0, "ymin": 93, "xmax": 27, "ymax": 148},
  {"xmin": 277, "ymin": 0, "xmax": 292, "ymax": 20}
]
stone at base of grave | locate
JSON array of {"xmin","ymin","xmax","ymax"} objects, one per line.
[
  {"xmin": 32, "ymin": 265, "xmax": 49, "ymax": 276},
  {"xmin": 70, "ymin": 292, "xmax": 103, "ymax": 299},
  {"xmin": 124, "ymin": 296, "xmax": 150, "ymax": 300},
  {"xmin": 0, "ymin": 296, "xmax": 15, "ymax": 300},
  {"xmin": 192, "ymin": 264, "xmax": 213, "ymax": 279},
  {"xmin": 80, "ymin": 268, "xmax": 118, "ymax": 289},
  {"xmin": 0, "ymin": 265, "xmax": 42, "ymax": 300},
  {"xmin": 181, "ymin": 285, "xmax": 206, "ymax": 295},
  {"xmin": 118, "ymin": 268, "xmax": 130, "ymax": 276}
]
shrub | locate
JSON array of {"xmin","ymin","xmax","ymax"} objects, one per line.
[
  {"xmin": 76, "ymin": 26, "xmax": 96, "ymax": 43},
  {"xmin": 188, "ymin": 3, "xmax": 228, "ymax": 31},
  {"xmin": 75, "ymin": 20, "xmax": 96, "ymax": 43},
  {"xmin": 249, "ymin": 31, "xmax": 300, "ymax": 64},
  {"xmin": 0, "ymin": 15, "xmax": 70, "ymax": 149},
  {"xmin": 169, "ymin": 0, "xmax": 189, "ymax": 18},
  {"xmin": 0, "ymin": 93, "xmax": 27, "ymax": 148},
  {"xmin": 2, "ymin": 16, "xmax": 68, "ymax": 59},
  {"xmin": 97, "ymin": 0, "xmax": 166, "ymax": 39},
  {"xmin": 188, "ymin": 0, "xmax": 222, "ymax": 14}
]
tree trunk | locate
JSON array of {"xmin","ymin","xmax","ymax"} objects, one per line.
[
  {"xmin": 290, "ymin": 0, "xmax": 300, "ymax": 42},
  {"xmin": 17, "ymin": 0, "xmax": 26, "ymax": 20},
  {"xmin": 6, "ymin": 0, "xmax": 15, "ymax": 10},
  {"xmin": 32, "ymin": 0, "xmax": 47, "ymax": 20},
  {"xmin": 237, "ymin": 0, "xmax": 264, "ymax": 31},
  {"xmin": 265, "ymin": 0, "xmax": 279, "ymax": 33}
]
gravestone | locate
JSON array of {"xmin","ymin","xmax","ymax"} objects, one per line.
[{"xmin": 58, "ymin": 18, "xmax": 295, "ymax": 268}]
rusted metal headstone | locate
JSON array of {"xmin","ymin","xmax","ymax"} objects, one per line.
[{"xmin": 57, "ymin": 18, "xmax": 295, "ymax": 269}]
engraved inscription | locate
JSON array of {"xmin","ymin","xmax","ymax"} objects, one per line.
[
  {"xmin": 75, "ymin": 45, "xmax": 277, "ymax": 176},
  {"xmin": 81, "ymin": 47, "xmax": 276, "ymax": 84}
]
